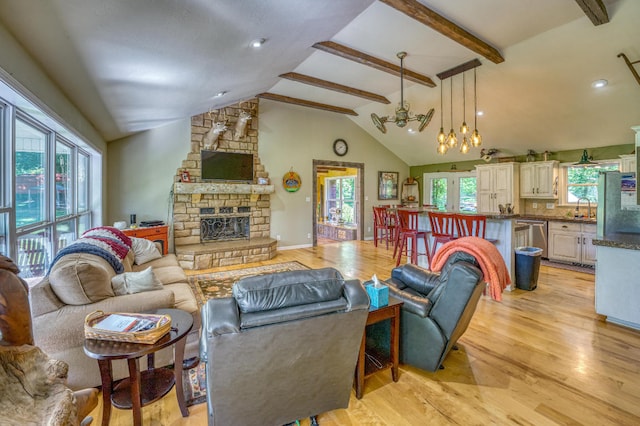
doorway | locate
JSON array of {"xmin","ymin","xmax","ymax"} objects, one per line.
[
  {"xmin": 423, "ymin": 171, "xmax": 477, "ymax": 212},
  {"xmin": 312, "ymin": 159, "xmax": 364, "ymax": 246}
]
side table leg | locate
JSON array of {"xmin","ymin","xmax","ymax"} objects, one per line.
[
  {"xmin": 98, "ymin": 360, "xmax": 112, "ymax": 426},
  {"xmin": 127, "ymin": 358, "xmax": 142, "ymax": 426},
  {"xmin": 174, "ymin": 335, "xmax": 189, "ymax": 417},
  {"xmin": 391, "ymin": 306, "xmax": 400, "ymax": 382},
  {"xmin": 355, "ymin": 332, "xmax": 366, "ymax": 399}
]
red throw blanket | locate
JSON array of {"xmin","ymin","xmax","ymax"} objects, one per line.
[{"xmin": 430, "ymin": 236, "xmax": 511, "ymax": 301}]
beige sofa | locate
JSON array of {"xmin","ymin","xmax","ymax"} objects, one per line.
[{"xmin": 29, "ymin": 240, "xmax": 200, "ymax": 390}]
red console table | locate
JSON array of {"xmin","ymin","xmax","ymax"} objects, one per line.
[{"xmin": 123, "ymin": 225, "xmax": 169, "ymax": 255}]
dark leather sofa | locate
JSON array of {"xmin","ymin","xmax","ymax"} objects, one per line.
[
  {"xmin": 376, "ymin": 252, "xmax": 484, "ymax": 372},
  {"xmin": 200, "ymin": 267, "xmax": 369, "ymax": 426}
]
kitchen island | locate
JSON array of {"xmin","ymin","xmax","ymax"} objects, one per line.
[
  {"xmin": 411, "ymin": 211, "xmax": 527, "ymax": 290},
  {"xmin": 593, "ymin": 233, "xmax": 640, "ymax": 330}
]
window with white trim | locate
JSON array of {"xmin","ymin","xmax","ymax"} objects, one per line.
[{"xmin": 561, "ymin": 161, "xmax": 619, "ymax": 205}]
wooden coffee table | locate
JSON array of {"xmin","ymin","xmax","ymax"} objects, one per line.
[
  {"xmin": 84, "ymin": 308, "xmax": 193, "ymax": 426},
  {"xmin": 354, "ymin": 296, "xmax": 403, "ymax": 399}
]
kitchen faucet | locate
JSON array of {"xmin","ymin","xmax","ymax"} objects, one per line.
[{"xmin": 575, "ymin": 197, "xmax": 591, "ymax": 218}]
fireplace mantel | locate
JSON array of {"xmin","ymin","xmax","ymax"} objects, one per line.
[{"xmin": 174, "ymin": 182, "xmax": 275, "ymax": 195}]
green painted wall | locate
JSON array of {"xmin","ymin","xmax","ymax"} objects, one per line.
[{"xmin": 410, "ymin": 144, "xmax": 635, "ymax": 177}]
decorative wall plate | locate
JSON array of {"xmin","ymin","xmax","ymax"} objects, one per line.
[{"xmin": 282, "ymin": 170, "xmax": 301, "ymax": 192}]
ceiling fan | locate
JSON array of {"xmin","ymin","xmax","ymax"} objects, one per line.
[{"xmin": 371, "ymin": 51, "xmax": 434, "ymax": 134}]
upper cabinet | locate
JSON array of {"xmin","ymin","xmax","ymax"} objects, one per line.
[
  {"xmin": 520, "ymin": 161, "xmax": 559, "ymax": 199},
  {"xmin": 475, "ymin": 162, "xmax": 520, "ymax": 213},
  {"xmin": 619, "ymin": 154, "xmax": 636, "ymax": 173}
]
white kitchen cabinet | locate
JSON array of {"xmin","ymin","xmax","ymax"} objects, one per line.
[
  {"xmin": 520, "ymin": 161, "xmax": 558, "ymax": 198},
  {"xmin": 548, "ymin": 221, "xmax": 596, "ymax": 265},
  {"xmin": 619, "ymin": 154, "xmax": 636, "ymax": 173},
  {"xmin": 475, "ymin": 162, "xmax": 520, "ymax": 213}
]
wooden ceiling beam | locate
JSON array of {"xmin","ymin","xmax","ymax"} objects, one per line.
[
  {"xmin": 379, "ymin": 0, "xmax": 504, "ymax": 64},
  {"xmin": 256, "ymin": 92, "xmax": 358, "ymax": 116},
  {"xmin": 436, "ymin": 58, "xmax": 482, "ymax": 80},
  {"xmin": 574, "ymin": 0, "xmax": 609, "ymax": 25},
  {"xmin": 279, "ymin": 72, "xmax": 391, "ymax": 104},
  {"xmin": 312, "ymin": 41, "xmax": 436, "ymax": 87}
]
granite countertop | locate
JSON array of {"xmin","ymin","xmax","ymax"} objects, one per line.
[
  {"xmin": 593, "ymin": 233, "xmax": 640, "ymax": 251},
  {"xmin": 519, "ymin": 214, "xmax": 597, "ymax": 224}
]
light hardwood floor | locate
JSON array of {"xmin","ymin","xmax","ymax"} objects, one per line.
[{"xmin": 89, "ymin": 240, "xmax": 640, "ymax": 425}]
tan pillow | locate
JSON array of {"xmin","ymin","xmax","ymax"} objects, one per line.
[
  {"xmin": 111, "ymin": 267, "xmax": 163, "ymax": 296},
  {"xmin": 48, "ymin": 253, "xmax": 115, "ymax": 305},
  {"xmin": 131, "ymin": 237, "xmax": 162, "ymax": 265}
]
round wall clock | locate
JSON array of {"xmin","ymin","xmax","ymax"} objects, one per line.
[{"xmin": 333, "ymin": 138, "xmax": 348, "ymax": 156}]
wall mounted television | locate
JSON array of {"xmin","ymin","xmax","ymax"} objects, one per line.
[{"xmin": 201, "ymin": 151, "xmax": 254, "ymax": 182}]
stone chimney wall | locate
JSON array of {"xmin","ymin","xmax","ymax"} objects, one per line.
[{"xmin": 172, "ymin": 99, "xmax": 272, "ymax": 246}]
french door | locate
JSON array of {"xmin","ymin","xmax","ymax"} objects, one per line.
[{"xmin": 423, "ymin": 171, "xmax": 477, "ymax": 212}]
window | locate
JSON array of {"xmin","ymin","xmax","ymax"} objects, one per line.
[
  {"xmin": 0, "ymin": 78, "xmax": 101, "ymax": 282},
  {"xmin": 15, "ymin": 118, "xmax": 49, "ymax": 227},
  {"xmin": 55, "ymin": 140, "xmax": 73, "ymax": 218},
  {"xmin": 325, "ymin": 176, "xmax": 356, "ymax": 224},
  {"xmin": 424, "ymin": 172, "xmax": 477, "ymax": 212},
  {"xmin": 563, "ymin": 162, "xmax": 619, "ymax": 205}
]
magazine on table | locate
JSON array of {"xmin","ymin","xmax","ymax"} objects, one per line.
[{"xmin": 93, "ymin": 314, "xmax": 163, "ymax": 333}]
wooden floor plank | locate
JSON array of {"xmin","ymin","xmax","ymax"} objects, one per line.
[{"xmin": 91, "ymin": 241, "xmax": 640, "ymax": 425}]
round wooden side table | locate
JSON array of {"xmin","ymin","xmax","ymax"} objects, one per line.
[{"xmin": 84, "ymin": 308, "xmax": 193, "ymax": 426}]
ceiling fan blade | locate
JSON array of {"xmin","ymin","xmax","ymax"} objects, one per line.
[
  {"xmin": 371, "ymin": 113, "xmax": 387, "ymax": 134},
  {"xmin": 417, "ymin": 108, "xmax": 435, "ymax": 132}
]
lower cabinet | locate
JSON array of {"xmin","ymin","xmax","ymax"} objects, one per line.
[{"xmin": 548, "ymin": 221, "xmax": 596, "ymax": 265}]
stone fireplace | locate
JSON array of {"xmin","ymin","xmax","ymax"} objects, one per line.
[{"xmin": 172, "ymin": 99, "xmax": 277, "ymax": 270}]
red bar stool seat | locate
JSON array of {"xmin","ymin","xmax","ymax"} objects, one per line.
[
  {"xmin": 394, "ymin": 210, "xmax": 430, "ymax": 267},
  {"xmin": 428, "ymin": 211, "xmax": 457, "ymax": 260},
  {"xmin": 373, "ymin": 206, "xmax": 396, "ymax": 249},
  {"xmin": 455, "ymin": 213, "xmax": 498, "ymax": 243}
]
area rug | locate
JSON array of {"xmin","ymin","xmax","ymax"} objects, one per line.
[
  {"xmin": 183, "ymin": 261, "xmax": 310, "ymax": 406},
  {"xmin": 541, "ymin": 259, "xmax": 595, "ymax": 275}
]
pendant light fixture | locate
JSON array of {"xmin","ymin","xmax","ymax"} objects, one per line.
[
  {"xmin": 435, "ymin": 58, "xmax": 482, "ymax": 155},
  {"xmin": 436, "ymin": 80, "xmax": 447, "ymax": 154},
  {"xmin": 459, "ymin": 71, "xmax": 470, "ymax": 153},
  {"xmin": 446, "ymin": 78, "xmax": 458, "ymax": 148},
  {"xmin": 471, "ymin": 66, "xmax": 482, "ymax": 147}
]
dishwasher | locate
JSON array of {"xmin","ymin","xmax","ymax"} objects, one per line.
[{"xmin": 515, "ymin": 219, "xmax": 548, "ymax": 259}]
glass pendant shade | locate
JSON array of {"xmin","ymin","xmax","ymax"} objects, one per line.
[
  {"xmin": 471, "ymin": 129, "xmax": 482, "ymax": 147},
  {"xmin": 437, "ymin": 141, "xmax": 448, "ymax": 155},
  {"xmin": 460, "ymin": 121, "xmax": 469, "ymax": 135},
  {"xmin": 437, "ymin": 127, "xmax": 446, "ymax": 144},
  {"xmin": 447, "ymin": 129, "xmax": 458, "ymax": 147},
  {"xmin": 460, "ymin": 136, "xmax": 470, "ymax": 153}
]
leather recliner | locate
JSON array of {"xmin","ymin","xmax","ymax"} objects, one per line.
[
  {"xmin": 377, "ymin": 252, "xmax": 484, "ymax": 372},
  {"xmin": 200, "ymin": 267, "xmax": 369, "ymax": 426}
]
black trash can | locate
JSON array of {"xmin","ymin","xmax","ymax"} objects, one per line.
[{"xmin": 515, "ymin": 247, "xmax": 542, "ymax": 290}]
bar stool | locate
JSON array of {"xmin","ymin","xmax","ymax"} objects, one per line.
[
  {"xmin": 373, "ymin": 206, "xmax": 396, "ymax": 249},
  {"xmin": 428, "ymin": 211, "xmax": 457, "ymax": 260},
  {"xmin": 394, "ymin": 209, "xmax": 430, "ymax": 267},
  {"xmin": 455, "ymin": 213, "xmax": 498, "ymax": 243}
]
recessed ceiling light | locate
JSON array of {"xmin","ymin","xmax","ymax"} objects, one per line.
[
  {"xmin": 214, "ymin": 91, "xmax": 227, "ymax": 98},
  {"xmin": 407, "ymin": 128, "xmax": 416, "ymax": 134},
  {"xmin": 476, "ymin": 111, "xmax": 484, "ymax": 116},
  {"xmin": 250, "ymin": 38, "xmax": 266, "ymax": 48},
  {"xmin": 592, "ymin": 79, "xmax": 608, "ymax": 88}
]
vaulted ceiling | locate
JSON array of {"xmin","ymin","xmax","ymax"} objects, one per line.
[{"xmin": 0, "ymin": 0, "xmax": 638, "ymax": 165}]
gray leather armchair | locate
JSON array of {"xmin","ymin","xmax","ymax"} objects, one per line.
[
  {"xmin": 200, "ymin": 267, "xmax": 369, "ymax": 426},
  {"xmin": 378, "ymin": 252, "xmax": 484, "ymax": 372}
]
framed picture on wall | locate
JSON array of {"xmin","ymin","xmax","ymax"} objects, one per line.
[{"xmin": 378, "ymin": 171, "xmax": 398, "ymax": 200}]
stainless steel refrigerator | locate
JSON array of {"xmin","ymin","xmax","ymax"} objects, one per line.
[{"xmin": 597, "ymin": 171, "xmax": 640, "ymax": 237}]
